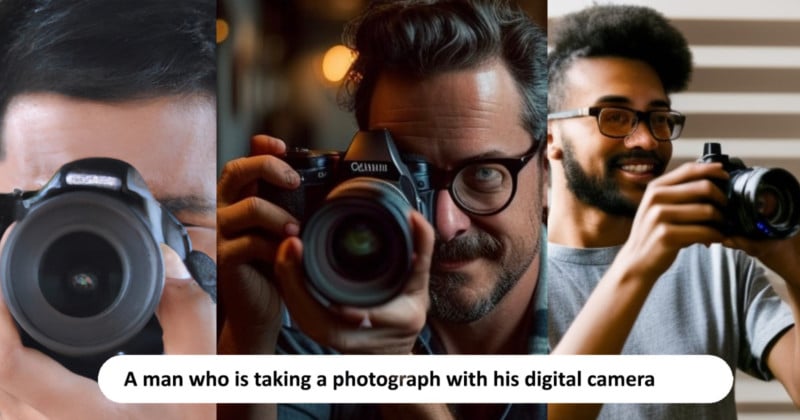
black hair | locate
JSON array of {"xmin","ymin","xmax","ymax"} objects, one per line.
[
  {"xmin": 341, "ymin": 0, "xmax": 547, "ymax": 147},
  {"xmin": 0, "ymin": 0, "xmax": 216, "ymax": 115},
  {"xmin": 548, "ymin": 4, "xmax": 692, "ymax": 111}
]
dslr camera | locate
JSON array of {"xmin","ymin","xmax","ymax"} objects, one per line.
[
  {"xmin": 699, "ymin": 142, "xmax": 800, "ymax": 238},
  {"xmin": 265, "ymin": 129, "xmax": 434, "ymax": 307},
  {"xmin": 0, "ymin": 158, "xmax": 212, "ymax": 379}
]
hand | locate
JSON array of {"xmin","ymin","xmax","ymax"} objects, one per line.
[
  {"xmin": 616, "ymin": 162, "xmax": 730, "ymax": 281},
  {"xmin": 216, "ymin": 135, "xmax": 301, "ymax": 355},
  {"xmin": 0, "ymin": 245, "xmax": 215, "ymax": 420},
  {"xmin": 274, "ymin": 210, "xmax": 434, "ymax": 354}
]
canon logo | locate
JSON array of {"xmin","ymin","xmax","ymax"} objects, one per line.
[{"xmin": 350, "ymin": 162, "xmax": 389, "ymax": 173}]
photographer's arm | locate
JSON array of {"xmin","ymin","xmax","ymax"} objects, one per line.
[
  {"xmin": 724, "ymin": 234, "xmax": 800, "ymax": 407},
  {"xmin": 549, "ymin": 162, "xmax": 728, "ymax": 420},
  {"xmin": 0, "ymin": 246, "xmax": 216, "ymax": 420}
]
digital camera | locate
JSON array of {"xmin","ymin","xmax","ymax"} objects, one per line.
[
  {"xmin": 264, "ymin": 129, "xmax": 435, "ymax": 307},
  {"xmin": 698, "ymin": 142, "xmax": 800, "ymax": 238},
  {"xmin": 0, "ymin": 158, "xmax": 213, "ymax": 379}
]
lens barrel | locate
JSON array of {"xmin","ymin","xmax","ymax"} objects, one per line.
[
  {"xmin": 302, "ymin": 178, "xmax": 413, "ymax": 307},
  {"xmin": 0, "ymin": 191, "xmax": 163, "ymax": 356},
  {"xmin": 728, "ymin": 167, "xmax": 800, "ymax": 238}
]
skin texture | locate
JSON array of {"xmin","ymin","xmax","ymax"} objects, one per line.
[
  {"xmin": 0, "ymin": 93, "xmax": 217, "ymax": 420},
  {"xmin": 547, "ymin": 57, "xmax": 800, "ymax": 419},
  {"xmin": 217, "ymin": 60, "xmax": 546, "ymax": 420}
]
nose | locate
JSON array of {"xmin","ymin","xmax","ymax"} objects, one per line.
[
  {"xmin": 434, "ymin": 190, "xmax": 471, "ymax": 242},
  {"xmin": 624, "ymin": 121, "xmax": 659, "ymax": 150}
]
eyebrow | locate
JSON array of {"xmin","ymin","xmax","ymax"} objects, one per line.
[
  {"xmin": 158, "ymin": 195, "xmax": 216, "ymax": 217},
  {"xmin": 594, "ymin": 95, "xmax": 671, "ymax": 109}
]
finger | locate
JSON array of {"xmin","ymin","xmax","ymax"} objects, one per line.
[
  {"xmin": 645, "ymin": 178, "xmax": 728, "ymax": 207},
  {"xmin": 641, "ymin": 203, "xmax": 725, "ymax": 225},
  {"xmin": 250, "ymin": 134, "xmax": 286, "ymax": 156},
  {"xmin": 273, "ymin": 238, "xmax": 354, "ymax": 340},
  {"xmin": 217, "ymin": 155, "xmax": 300, "ymax": 206},
  {"xmin": 218, "ymin": 234, "xmax": 280, "ymax": 269},
  {"xmin": 156, "ymin": 245, "xmax": 215, "ymax": 355},
  {"xmin": 274, "ymin": 238, "xmax": 319, "ymax": 309},
  {"xmin": 650, "ymin": 162, "xmax": 729, "ymax": 188},
  {"xmin": 403, "ymin": 210, "xmax": 435, "ymax": 296},
  {"xmin": 217, "ymin": 196, "xmax": 299, "ymax": 238}
]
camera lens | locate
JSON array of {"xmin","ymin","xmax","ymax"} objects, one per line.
[
  {"xmin": 39, "ymin": 232, "xmax": 123, "ymax": 318},
  {"xmin": 729, "ymin": 167, "xmax": 800, "ymax": 238},
  {"xmin": 1, "ymin": 191, "xmax": 163, "ymax": 356},
  {"xmin": 331, "ymin": 216, "xmax": 389, "ymax": 280},
  {"xmin": 303, "ymin": 178, "xmax": 414, "ymax": 307},
  {"xmin": 755, "ymin": 185, "xmax": 783, "ymax": 223}
]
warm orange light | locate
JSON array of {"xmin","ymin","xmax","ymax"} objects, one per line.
[
  {"xmin": 322, "ymin": 45, "xmax": 356, "ymax": 83},
  {"xmin": 216, "ymin": 19, "xmax": 229, "ymax": 44}
]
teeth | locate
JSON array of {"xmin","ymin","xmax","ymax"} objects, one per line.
[{"xmin": 621, "ymin": 164, "xmax": 653, "ymax": 174}]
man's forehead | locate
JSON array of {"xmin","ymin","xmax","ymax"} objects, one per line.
[
  {"xmin": 0, "ymin": 93, "xmax": 215, "ymax": 216},
  {"xmin": 562, "ymin": 57, "xmax": 669, "ymax": 106}
]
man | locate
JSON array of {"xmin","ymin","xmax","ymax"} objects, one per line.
[
  {"xmin": 217, "ymin": 0, "xmax": 548, "ymax": 418},
  {"xmin": 0, "ymin": 0, "xmax": 216, "ymax": 418},
  {"xmin": 546, "ymin": 4, "xmax": 800, "ymax": 419}
]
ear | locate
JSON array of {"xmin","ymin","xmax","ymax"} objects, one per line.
[{"xmin": 547, "ymin": 120, "xmax": 563, "ymax": 161}]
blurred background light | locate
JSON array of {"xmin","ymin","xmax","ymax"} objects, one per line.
[{"xmin": 322, "ymin": 45, "xmax": 356, "ymax": 83}]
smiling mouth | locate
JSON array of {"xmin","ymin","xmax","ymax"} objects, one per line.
[{"xmin": 619, "ymin": 163, "xmax": 655, "ymax": 174}]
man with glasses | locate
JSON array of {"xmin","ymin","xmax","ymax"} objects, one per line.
[
  {"xmin": 217, "ymin": 0, "xmax": 547, "ymax": 419},
  {"xmin": 546, "ymin": 4, "xmax": 800, "ymax": 419}
]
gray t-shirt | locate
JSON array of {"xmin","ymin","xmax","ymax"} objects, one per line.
[{"xmin": 548, "ymin": 242, "xmax": 794, "ymax": 419}]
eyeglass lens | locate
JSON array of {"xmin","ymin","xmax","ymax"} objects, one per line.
[
  {"xmin": 598, "ymin": 108, "xmax": 681, "ymax": 140},
  {"xmin": 452, "ymin": 163, "xmax": 514, "ymax": 214}
]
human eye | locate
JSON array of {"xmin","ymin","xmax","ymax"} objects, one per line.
[
  {"xmin": 601, "ymin": 108, "xmax": 632, "ymax": 125},
  {"xmin": 459, "ymin": 163, "xmax": 507, "ymax": 193}
]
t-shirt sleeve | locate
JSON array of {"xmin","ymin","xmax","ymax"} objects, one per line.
[{"xmin": 736, "ymin": 250, "xmax": 795, "ymax": 380}]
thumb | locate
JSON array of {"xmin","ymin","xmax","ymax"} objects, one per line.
[{"xmin": 156, "ymin": 244, "xmax": 216, "ymax": 355}]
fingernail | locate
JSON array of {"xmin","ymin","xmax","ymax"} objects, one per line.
[
  {"xmin": 284, "ymin": 170, "xmax": 299, "ymax": 187},
  {"xmin": 285, "ymin": 222, "xmax": 300, "ymax": 236}
]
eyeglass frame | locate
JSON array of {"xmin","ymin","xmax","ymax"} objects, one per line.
[
  {"xmin": 426, "ymin": 143, "xmax": 541, "ymax": 216},
  {"xmin": 547, "ymin": 106, "xmax": 686, "ymax": 141}
]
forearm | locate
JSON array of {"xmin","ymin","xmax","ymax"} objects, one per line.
[{"xmin": 779, "ymin": 280, "xmax": 800, "ymax": 406}]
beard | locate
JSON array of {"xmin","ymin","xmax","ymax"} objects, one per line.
[
  {"xmin": 428, "ymin": 217, "xmax": 539, "ymax": 324},
  {"xmin": 561, "ymin": 138, "xmax": 666, "ymax": 218}
]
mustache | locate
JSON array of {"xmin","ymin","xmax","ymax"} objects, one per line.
[{"xmin": 432, "ymin": 231, "xmax": 503, "ymax": 262}]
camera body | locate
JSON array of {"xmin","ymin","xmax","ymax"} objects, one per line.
[
  {"xmin": 265, "ymin": 129, "xmax": 435, "ymax": 307},
  {"xmin": 698, "ymin": 142, "xmax": 800, "ymax": 239},
  {"xmin": 0, "ymin": 158, "xmax": 199, "ymax": 379}
]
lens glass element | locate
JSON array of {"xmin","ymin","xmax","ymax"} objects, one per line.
[
  {"xmin": 331, "ymin": 215, "xmax": 390, "ymax": 281},
  {"xmin": 39, "ymin": 232, "xmax": 123, "ymax": 318}
]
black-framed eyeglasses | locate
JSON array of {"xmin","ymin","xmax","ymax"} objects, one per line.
[
  {"xmin": 548, "ymin": 106, "xmax": 686, "ymax": 141},
  {"xmin": 429, "ymin": 147, "xmax": 538, "ymax": 216}
]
